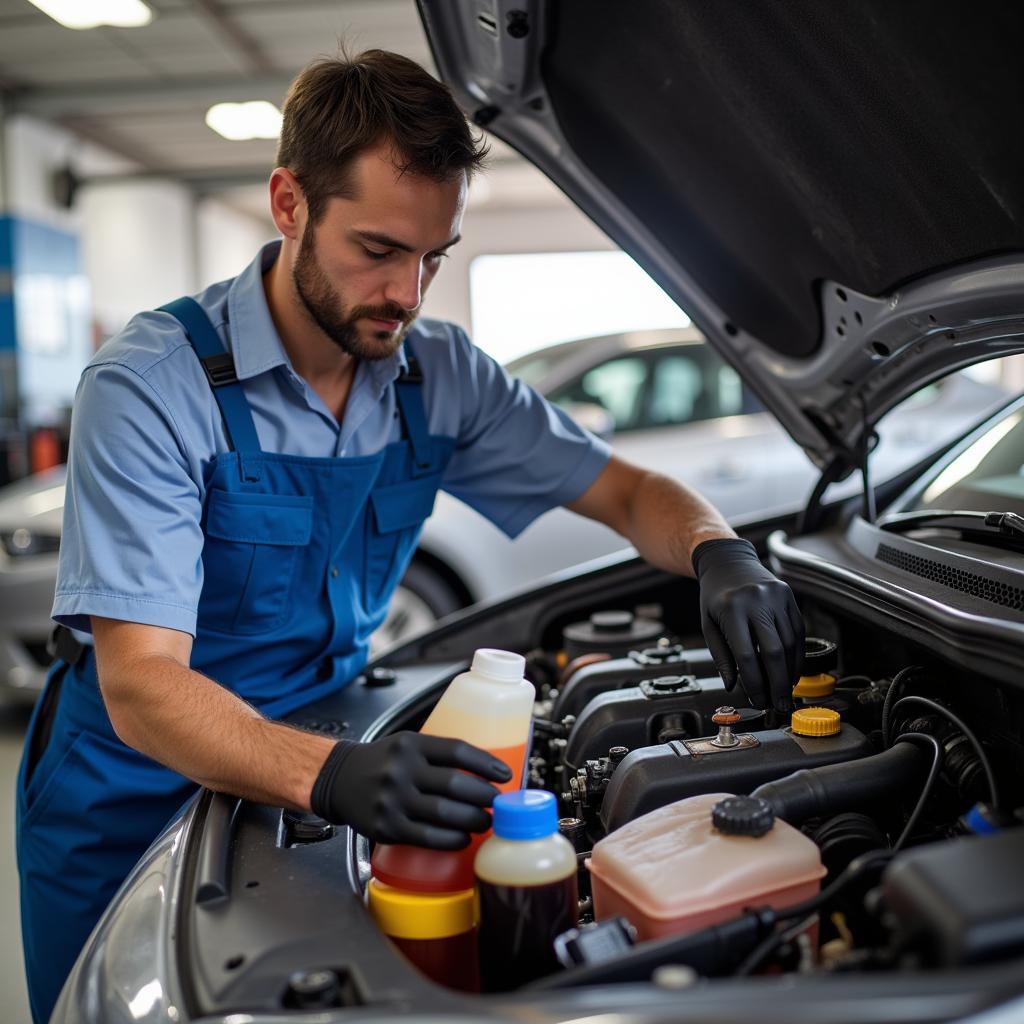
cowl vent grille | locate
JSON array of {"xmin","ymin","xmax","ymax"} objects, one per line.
[{"xmin": 876, "ymin": 543, "xmax": 1024, "ymax": 610}]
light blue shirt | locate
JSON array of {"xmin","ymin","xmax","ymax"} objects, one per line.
[{"xmin": 53, "ymin": 241, "xmax": 611, "ymax": 637}]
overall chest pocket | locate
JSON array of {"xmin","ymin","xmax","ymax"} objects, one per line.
[
  {"xmin": 199, "ymin": 489, "xmax": 314, "ymax": 635},
  {"xmin": 364, "ymin": 475, "xmax": 441, "ymax": 607}
]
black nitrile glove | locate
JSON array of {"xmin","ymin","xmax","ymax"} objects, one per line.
[
  {"xmin": 692, "ymin": 537, "xmax": 805, "ymax": 711},
  {"xmin": 310, "ymin": 732, "xmax": 512, "ymax": 850}
]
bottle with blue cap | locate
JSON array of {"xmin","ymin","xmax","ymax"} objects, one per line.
[{"xmin": 474, "ymin": 789, "xmax": 579, "ymax": 991}]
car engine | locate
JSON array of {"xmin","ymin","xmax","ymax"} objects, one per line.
[
  {"xmin": 94, "ymin": 489, "xmax": 1024, "ymax": 1022},
  {"xmin": 490, "ymin": 596, "xmax": 1024, "ymax": 990}
]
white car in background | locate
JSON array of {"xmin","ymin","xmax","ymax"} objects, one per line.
[
  {"xmin": 409, "ymin": 326, "xmax": 1011, "ymax": 628},
  {"xmin": 0, "ymin": 325, "xmax": 1010, "ymax": 701}
]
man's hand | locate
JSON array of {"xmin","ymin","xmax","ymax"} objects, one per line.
[
  {"xmin": 692, "ymin": 538, "xmax": 805, "ymax": 710},
  {"xmin": 310, "ymin": 732, "xmax": 513, "ymax": 849}
]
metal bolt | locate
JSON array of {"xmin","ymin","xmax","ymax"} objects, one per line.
[
  {"xmin": 286, "ymin": 969, "xmax": 341, "ymax": 1009},
  {"xmin": 364, "ymin": 667, "xmax": 397, "ymax": 688},
  {"xmin": 711, "ymin": 706, "xmax": 741, "ymax": 748}
]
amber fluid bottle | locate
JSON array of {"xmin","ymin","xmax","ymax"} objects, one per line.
[
  {"xmin": 474, "ymin": 790, "xmax": 579, "ymax": 992},
  {"xmin": 371, "ymin": 649, "xmax": 535, "ymax": 893}
]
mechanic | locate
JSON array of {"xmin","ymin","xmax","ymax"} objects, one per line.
[{"xmin": 16, "ymin": 49, "xmax": 804, "ymax": 1023}]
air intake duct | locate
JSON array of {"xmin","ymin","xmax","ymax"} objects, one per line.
[{"xmin": 752, "ymin": 740, "xmax": 929, "ymax": 827}]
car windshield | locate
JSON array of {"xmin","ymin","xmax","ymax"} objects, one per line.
[
  {"xmin": 505, "ymin": 350, "xmax": 563, "ymax": 387},
  {"xmin": 909, "ymin": 406, "xmax": 1024, "ymax": 515}
]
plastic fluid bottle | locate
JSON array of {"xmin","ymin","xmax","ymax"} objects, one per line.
[
  {"xmin": 367, "ymin": 880, "xmax": 479, "ymax": 991},
  {"xmin": 475, "ymin": 790, "xmax": 579, "ymax": 991},
  {"xmin": 371, "ymin": 648, "xmax": 534, "ymax": 893}
]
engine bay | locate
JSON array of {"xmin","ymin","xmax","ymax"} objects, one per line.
[
  {"xmin": 509, "ymin": 607, "xmax": 1024, "ymax": 989},
  {"xmin": 165, "ymin": 508, "xmax": 1024, "ymax": 1021}
]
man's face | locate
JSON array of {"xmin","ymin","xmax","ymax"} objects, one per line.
[{"xmin": 292, "ymin": 143, "xmax": 466, "ymax": 360}]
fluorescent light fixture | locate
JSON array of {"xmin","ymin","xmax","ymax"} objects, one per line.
[
  {"xmin": 28, "ymin": 0, "xmax": 153, "ymax": 29},
  {"xmin": 205, "ymin": 101, "xmax": 283, "ymax": 142}
]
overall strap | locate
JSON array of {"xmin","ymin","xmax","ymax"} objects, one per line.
[
  {"xmin": 158, "ymin": 297, "xmax": 263, "ymax": 480},
  {"xmin": 394, "ymin": 341, "xmax": 433, "ymax": 473}
]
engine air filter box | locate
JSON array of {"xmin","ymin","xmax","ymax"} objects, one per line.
[{"xmin": 882, "ymin": 828, "xmax": 1024, "ymax": 966}]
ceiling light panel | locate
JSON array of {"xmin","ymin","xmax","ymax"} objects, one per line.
[
  {"xmin": 28, "ymin": 0, "xmax": 153, "ymax": 30},
  {"xmin": 205, "ymin": 101, "xmax": 283, "ymax": 142}
]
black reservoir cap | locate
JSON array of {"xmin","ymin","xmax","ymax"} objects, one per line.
[{"xmin": 712, "ymin": 796, "xmax": 775, "ymax": 837}]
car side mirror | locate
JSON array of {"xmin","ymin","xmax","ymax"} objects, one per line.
[{"xmin": 563, "ymin": 401, "xmax": 615, "ymax": 439}]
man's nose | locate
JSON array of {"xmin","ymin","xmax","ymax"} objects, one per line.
[{"xmin": 385, "ymin": 261, "xmax": 423, "ymax": 313}]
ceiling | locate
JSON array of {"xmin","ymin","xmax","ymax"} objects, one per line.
[{"xmin": 0, "ymin": 0, "xmax": 546, "ymax": 221}]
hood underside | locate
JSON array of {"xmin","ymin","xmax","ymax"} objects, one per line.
[{"xmin": 419, "ymin": 0, "xmax": 1024, "ymax": 473}]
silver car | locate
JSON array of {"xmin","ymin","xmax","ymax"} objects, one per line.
[{"xmin": 0, "ymin": 327, "xmax": 1009, "ymax": 703}]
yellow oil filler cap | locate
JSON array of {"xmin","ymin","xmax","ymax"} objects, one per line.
[
  {"xmin": 792, "ymin": 673, "xmax": 837, "ymax": 699},
  {"xmin": 791, "ymin": 707, "xmax": 841, "ymax": 737}
]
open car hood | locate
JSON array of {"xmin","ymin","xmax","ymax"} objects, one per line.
[{"xmin": 418, "ymin": 0, "xmax": 1024, "ymax": 478}]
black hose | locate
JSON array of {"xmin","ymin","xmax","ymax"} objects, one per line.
[
  {"xmin": 735, "ymin": 849, "xmax": 894, "ymax": 975},
  {"xmin": 890, "ymin": 732, "xmax": 943, "ymax": 850},
  {"xmin": 881, "ymin": 665, "xmax": 926, "ymax": 747},
  {"xmin": 890, "ymin": 695, "xmax": 999, "ymax": 809},
  {"xmin": 752, "ymin": 740, "xmax": 929, "ymax": 825}
]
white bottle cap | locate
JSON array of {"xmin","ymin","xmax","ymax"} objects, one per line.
[{"xmin": 471, "ymin": 648, "xmax": 526, "ymax": 682}]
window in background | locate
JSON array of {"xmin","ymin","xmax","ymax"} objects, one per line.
[{"xmin": 470, "ymin": 250, "xmax": 689, "ymax": 365}]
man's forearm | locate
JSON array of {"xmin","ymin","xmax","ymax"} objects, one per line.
[
  {"xmin": 99, "ymin": 652, "xmax": 335, "ymax": 811},
  {"xmin": 567, "ymin": 456, "xmax": 736, "ymax": 572},
  {"xmin": 621, "ymin": 470, "xmax": 736, "ymax": 576}
]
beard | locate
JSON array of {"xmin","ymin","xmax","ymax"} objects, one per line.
[{"xmin": 292, "ymin": 222, "xmax": 416, "ymax": 361}]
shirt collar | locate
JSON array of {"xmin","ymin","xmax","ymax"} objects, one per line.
[{"xmin": 226, "ymin": 238, "xmax": 409, "ymax": 390}]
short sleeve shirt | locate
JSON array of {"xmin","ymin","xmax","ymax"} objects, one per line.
[{"xmin": 52, "ymin": 240, "xmax": 611, "ymax": 637}]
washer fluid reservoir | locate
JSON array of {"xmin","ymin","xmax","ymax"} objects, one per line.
[{"xmin": 589, "ymin": 792, "xmax": 825, "ymax": 941}]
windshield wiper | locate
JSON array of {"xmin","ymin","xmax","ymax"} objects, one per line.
[{"xmin": 878, "ymin": 509, "xmax": 1024, "ymax": 540}]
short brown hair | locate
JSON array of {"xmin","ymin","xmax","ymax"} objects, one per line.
[{"xmin": 277, "ymin": 49, "xmax": 488, "ymax": 223}]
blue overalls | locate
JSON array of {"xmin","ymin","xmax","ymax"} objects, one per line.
[{"xmin": 16, "ymin": 297, "xmax": 456, "ymax": 1023}]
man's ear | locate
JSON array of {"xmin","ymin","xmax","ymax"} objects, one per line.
[{"xmin": 268, "ymin": 167, "xmax": 305, "ymax": 240}]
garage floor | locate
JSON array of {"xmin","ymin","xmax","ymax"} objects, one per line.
[{"xmin": 1, "ymin": 704, "xmax": 33, "ymax": 1024}]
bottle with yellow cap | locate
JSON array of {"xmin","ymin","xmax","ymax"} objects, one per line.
[{"xmin": 367, "ymin": 880, "xmax": 479, "ymax": 991}]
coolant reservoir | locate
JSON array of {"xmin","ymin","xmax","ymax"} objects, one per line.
[{"xmin": 589, "ymin": 792, "xmax": 825, "ymax": 941}]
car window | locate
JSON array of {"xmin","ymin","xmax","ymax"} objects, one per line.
[
  {"xmin": 646, "ymin": 349, "xmax": 762, "ymax": 425},
  {"xmin": 548, "ymin": 343, "xmax": 765, "ymax": 434},
  {"xmin": 551, "ymin": 356, "xmax": 648, "ymax": 432},
  {"xmin": 909, "ymin": 405, "xmax": 1024, "ymax": 514},
  {"xmin": 648, "ymin": 355, "xmax": 703, "ymax": 424}
]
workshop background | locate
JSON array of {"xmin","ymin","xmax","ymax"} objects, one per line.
[{"xmin": 0, "ymin": 3, "xmax": 690, "ymax": 1019}]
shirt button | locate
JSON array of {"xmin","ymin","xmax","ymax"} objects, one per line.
[{"xmin": 330, "ymin": 566, "xmax": 339, "ymax": 578}]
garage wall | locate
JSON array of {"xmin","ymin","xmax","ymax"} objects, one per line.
[
  {"xmin": 78, "ymin": 181, "xmax": 197, "ymax": 336},
  {"xmin": 196, "ymin": 198, "xmax": 274, "ymax": 292},
  {"xmin": 422, "ymin": 169, "xmax": 615, "ymax": 341}
]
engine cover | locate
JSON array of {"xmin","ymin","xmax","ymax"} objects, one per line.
[
  {"xmin": 554, "ymin": 645, "xmax": 718, "ymax": 719},
  {"xmin": 563, "ymin": 674, "xmax": 743, "ymax": 769},
  {"xmin": 600, "ymin": 723, "xmax": 873, "ymax": 833}
]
